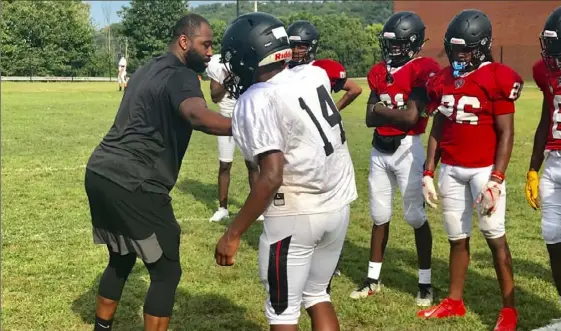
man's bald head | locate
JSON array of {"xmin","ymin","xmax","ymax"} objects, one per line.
[
  {"xmin": 170, "ymin": 14, "xmax": 213, "ymax": 73},
  {"xmin": 171, "ymin": 13, "xmax": 210, "ymax": 41}
]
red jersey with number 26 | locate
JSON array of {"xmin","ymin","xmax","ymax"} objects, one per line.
[
  {"xmin": 367, "ymin": 57, "xmax": 441, "ymax": 136},
  {"xmin": 533, "ymin": 59, "xmax": 561, "ymax": 151},
  {"xmin": 427, "ymin": 62, "xmax": 523, "ymax": 168}
]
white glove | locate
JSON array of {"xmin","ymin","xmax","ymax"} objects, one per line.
[
  {"xmin": 475, "ymin": 181, "xmax": 502, "ymax": 216},
  {"xmin": 422, "ymin": 175, "xmax": 438, "ymax": 209}
]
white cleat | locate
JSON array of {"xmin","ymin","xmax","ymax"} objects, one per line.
[
  {"xmin": 209, "ymin": 207, "xmax": 229, "ymax": 222},
  {"xmin": 349, "ymin": 279, "xmax": 382, "ymax": 299},
  {"xmin": 257, "ymin": 214, "xmax": 265, "ymax": 221},
  {"xmin": 416, "ymin": 286, "xmax": 434, "ymax": 307}
]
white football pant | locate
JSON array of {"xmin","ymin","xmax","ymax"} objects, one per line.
[
  {"xmin": 540, "ymin": 150, "xmax": 561, "ymax": 244},
  {"xmin": 217, "ymin": 111, "xmax": 236, "ymax": 163},
  {"xmin": 118, "ymin": 68, "xmax": 127, "ymax": 84},
  {"xmin": 258, "ymin": 204, "xmax": 350, "ymax": 325},
  {"xmin": 438, "ymin": 164, "xmax": 506, "ymax": 241},
  {"xmin": 368, "ymin": 134, "xmax": 427, "ymax": 228}
]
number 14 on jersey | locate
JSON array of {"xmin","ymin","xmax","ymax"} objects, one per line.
[{"xmin": 299, "ymin": 85, "xmax": 346, "ymax": 156}]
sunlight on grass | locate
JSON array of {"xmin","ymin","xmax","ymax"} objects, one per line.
[{"xmin": 1, "ymin": 80, "xmax": 559, "ymax": 331}]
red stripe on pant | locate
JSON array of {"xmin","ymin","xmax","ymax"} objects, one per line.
[{"xmin": 268, "ymin": 235, "xmax": 292, "ymax": 315}]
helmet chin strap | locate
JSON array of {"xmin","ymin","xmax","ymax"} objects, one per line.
[{"xmin": 384, "ymin": 59, "xmax": 394, "ymax": 83}]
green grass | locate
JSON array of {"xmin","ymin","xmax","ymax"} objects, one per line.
[{"xmin": 1, "ymin": 80, "xmax": 559, "ymax": 331}]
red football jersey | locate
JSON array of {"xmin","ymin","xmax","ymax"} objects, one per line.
[
  {"xmin": 311, "ymin": 59, "xmax": 347, "ymax": 93},
  {"xmin": 367, "ymin": 57, "xmax": 441, "ymax": 136},
  {"xmin": 533, "ymin": 59, "xmax": 561, "ymax": 151},
  {"xmin": 427, "ymin": 62, "xmax": 524, "ymax": 168}
]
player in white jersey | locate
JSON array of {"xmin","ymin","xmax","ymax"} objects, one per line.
[
  {"xmin": 205, "ymin": 54, "xmax": 262, "ymax": 222},
  {"xmin": 117, "ymin": 55, "xmax": 127, "ymax": 91},
  {"xmin": 214, "ymin": 13, "xmax": 357, "ymax": 331}
]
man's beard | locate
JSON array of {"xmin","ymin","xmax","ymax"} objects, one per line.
[{"xmin": 185, "ymin": 48, "xmax": 207, "ymax": 73}]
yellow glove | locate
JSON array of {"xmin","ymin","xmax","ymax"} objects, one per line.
[{"xmin": 525, "ymin": 170, "xmax": 540, "ymax": 210}]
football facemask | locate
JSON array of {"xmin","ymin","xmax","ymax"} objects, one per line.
[
  {"xmin": 289, "ymin": 41, "xmax": 316, "ymax": 64},
  {"xmin": 540, "ymin": 30, "xmax": 561, "ymax": 72},
  {"xmin": 220, "ymin": 56, "xmax": 244, "ymax": 100},
  {"xmin": 446, "ymin": 42, "xmax": 488, "ymax": 78},
  {"xmin": 380, "ymin": 37, "xmax": 418, "ymax": 67}
]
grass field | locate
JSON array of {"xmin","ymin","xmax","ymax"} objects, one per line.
[{"xmin": 2, "ymin": 80, "xmax": 560, "ymax": 331}]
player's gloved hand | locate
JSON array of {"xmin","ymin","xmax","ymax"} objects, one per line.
[
  {"xmin": 215, "ymin": 229, "xmax": 241, "ymax": 266},
  {"xmin": 422, "ymin": 170, "xmax": 438, "ymax": 209},
  {"xmin": 525, "ymin": 170, "xmax": 540, "ymax": 210},
  {"xmin": 475, "ymin": 181, "xmax": 502, "ymax": 216}
]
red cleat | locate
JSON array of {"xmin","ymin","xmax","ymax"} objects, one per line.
[
  {"xmin": 494, "ymin": 307, "xmax": 518, "ymax": 331},
  {"xmin": 417, "ymin": 297, "xmax": 466, "ymax": 319}
]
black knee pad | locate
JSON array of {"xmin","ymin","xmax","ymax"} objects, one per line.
[
  {"xmin": 143, "ymin": 256, "xmax": 182, "ymax": 317},
  {"xmin": 98, "ymin": 251, "xmax": 137, "ymax": 301}
]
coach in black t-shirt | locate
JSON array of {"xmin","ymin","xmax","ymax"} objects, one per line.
[{"xmin": 84, "ymin": 14, "xmax": 230, "ymax": 331}]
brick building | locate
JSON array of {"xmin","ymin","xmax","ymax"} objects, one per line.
[{"xmin": 393, "ymin": 1, "xmax": 559, "ymax": 80}]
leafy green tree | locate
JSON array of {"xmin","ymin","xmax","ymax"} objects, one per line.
[
  {"xmin": 281, "ymin": 13, "xmax": 381, "ymax": 77},
  {"xmin": 209, "ymin": 19, "xmax": 227, "ymax": 55},
  {"xmin": 1, "ymin": 0, "xmax": 95, "ymax": 76},
  {"xmin": 192, "ymin": 1, "xmax": 392, "ymax": 26},
  {"xmin": 119, "ymin": 0, "xmax": 189, "ymax": 65}
]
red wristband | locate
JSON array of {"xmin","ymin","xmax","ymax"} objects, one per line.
[
  {"xmin": 490, "ymin": 171, "xmax": 505, "ymax": 182},
  {"xmin": 423, "ymin": 170, "xmax": 434, "ymax": 178}
]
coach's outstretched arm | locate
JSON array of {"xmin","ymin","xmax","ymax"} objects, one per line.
[
  {"xmin": 179, "ymin": 97, "xmax": 232, "ymax": 136},
  {"xmin": 215, "ymin": 151, "xmax": 283, "ymax": 266}
]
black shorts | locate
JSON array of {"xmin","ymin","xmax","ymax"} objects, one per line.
[{"xmin": 84, "ymin": 169, "xmax": 180, "ymax": 263}]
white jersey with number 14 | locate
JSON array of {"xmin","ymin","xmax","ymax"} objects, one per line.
[{"xmin": 232, "ymin": 64, "xmax": 357, "ymax": 217}]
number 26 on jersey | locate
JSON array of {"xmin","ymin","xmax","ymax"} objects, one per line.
[{"xmin": 437, "ymin": 82, "xmax": 522, "ymax": 125}]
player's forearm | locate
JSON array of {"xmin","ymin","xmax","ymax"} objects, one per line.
[
  {"xmin": 211, "ymin": 89, "xmax": 226, "ymax": 103},
  {"xmin": 372, "ymin": 101, "xmax": 419, "ymax": 131},
  {"xmin": 336, "ymin": 85, "xmax": 362, "ymax": 111},
  {"xmin": 365, "ymin": 104, "xmax": 385, "ymax": 127},
  {"xmin": 529, "ymin": 101, "xmax": 550, "ymax": 172},
  {"xmin": 210, "ymin": 80, "xmax": 227, "ymax": 103},
  {"xmin": 425, "ymin": 136, "xmax": 440, "ymax": 172},
  {"xmin": 336, "ymin": 92, "xmax": 353, "ymax": 111},
  {"xmin": 493, "ymin": 116, "xmax": 514, "ymax": 176},
  {"xmin": 227, "ymin": 173, "xmax": 281, "ymax": 237},
  {"xmin": 425, "ymin": 114, "xmax": 443, "ymax": 172}
]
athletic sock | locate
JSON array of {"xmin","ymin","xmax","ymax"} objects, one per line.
[
  {"xmin": 418, "ymin": 268, "xmax": 432, "ymax": 286},
  {"xmin": 367, "ymin": 261, "xmax": 382, "ymax": 281},
  {"xmin": 94, "ymin": 315, "xmax": 113, "ymax": 331}
]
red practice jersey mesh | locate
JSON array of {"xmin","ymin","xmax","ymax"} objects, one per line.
[
  {"xmin": 311, "ymin": 59, "xmax": 347, "ymax": 93},
  {"xmin": 427, "ymin": 62, "xmax": 524, "ymax": 168},
  {"xmin": 367, "ymin": 57, "xmax": 441, "ymax": 137},
  {"xmin": 533, "ymin": 59, "xmax": 561, "ymax": 152}
]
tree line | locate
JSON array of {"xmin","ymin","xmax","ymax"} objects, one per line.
[{"xmin": 0, "ymin": 0, "xmax": 391, "ymax": 78}]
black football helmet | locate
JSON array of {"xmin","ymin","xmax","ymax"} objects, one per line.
[
  {"xmin": 379, "ymin": 11, "xmax": 426, "ymax": 68},
  {"xmin": 220, "ymin": 12, "xmax": 291, "ymax": 99},
  {"xmin": 540, "ymin": 6, "xmax": 561, "ymax": 72},
  {"xmin": 444, "ymin": 9, "xmax": 493, "ymax": 78},
  {"xmin": 286, "ymin": 20, "xmax": 319, "ymax": 66}
]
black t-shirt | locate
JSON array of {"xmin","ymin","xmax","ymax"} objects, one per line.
[{"xmin": 87, "ymin": 52, "xmax": 204, "ymax": 194}]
